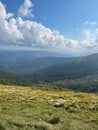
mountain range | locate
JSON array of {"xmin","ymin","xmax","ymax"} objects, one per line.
[
  {"xmin": 32, "ymin": 53, "xmax": 98, "ymax": 82},
  {"xmin": 0, "ymin": 50, "xmax": 98, "ymax": 92}
]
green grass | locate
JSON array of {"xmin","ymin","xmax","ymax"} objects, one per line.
[{"xmin": 0, "ymin": 85, "xmax": 98, "ymax": 130}]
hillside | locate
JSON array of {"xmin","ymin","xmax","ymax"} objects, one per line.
[
  {"xmin": 8, "ymin": 57, "xmax": 76, "ymax": 75},
  {"xmin": 0, "ymin": 68, "xmax": 32, "ymax": 86},
  {"xmin": 0, "ymin": 50, "xmax": 74, "ymax": 75},
  {"xmin": 54, "ymin": 75, "xmax": 98, "ymax": 93},
  {"xmin": 32, "ymin": 53, "xmax": 98, "ymax": 82},
  {"xmin": 0, "ymin": 50, "xmax": 71, "ymax": 66},
  {"xmin": 0, "ymin": 53, "xmax": 98, "ymax": 93},
  {"xmin": 0, "ymin": 85, "xmax": 98, "ymax": 130}
]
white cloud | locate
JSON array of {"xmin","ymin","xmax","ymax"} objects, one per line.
[
  {"xmin": 84, "ymin": 21, "xmax": 97, "ymax": 26},
  {"xmin": 15, "ymin": 17, "xmax": 79, "ymax": 49},
  {"xmin": 0, "ymin": 1, "xmax": 79, "ymax": 51},
  {"xmin": 1, "ymin": 1, "xmax": 98, "ymax": 55},
  {"xmin": 18, "ymin": 0, "xmax": 34, "ymax": 18},
  {"xmin": 0, "ymin": 1, "xmax": 23, "ymax": 44},
  {"xmin": 0, "ymin": 1, "xmax": 14, "ymax": 20},
  {"xmin": 80, "ymin": 29, "xmax": 98, "ymax": 49},
  {"xmin": 6, "ymin": 13, "xmax": 14, "ymax": 19}
]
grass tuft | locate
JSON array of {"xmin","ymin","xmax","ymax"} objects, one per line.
[{"xmin": 0, "ymin": 85, "xmax": 98, "ymax": 130}]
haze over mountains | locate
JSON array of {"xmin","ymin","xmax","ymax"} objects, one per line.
[
  {"xmin": 33, "ymin": 53, "xmax": 98, "ymax": 82},
  {"xmin": 0, "ymin": 50, "xmax": 73, "ymax": 74},
  {"xmin": 0, "ymin": 50, "xmax": 71, "ymax": 64},
  {"xmin": 0, "ymin": 50, "xmax": 98, "ymax": 92}
]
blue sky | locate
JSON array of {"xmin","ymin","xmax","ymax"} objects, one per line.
[
  {"xmin": 2, "ymin": 0, "xmax": 98, "ymax": 36},
  {"xmin": 0, "ymin": 0, "xmax": 98, "ymax": 55}
]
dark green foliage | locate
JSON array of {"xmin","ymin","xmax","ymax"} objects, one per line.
[
  {"xmin": 26, "ymin": 53, "xmax": 98, "ymax": 93},
  {"xmin": 0, "ymin": 124, "xmax": 5, "ymax": 130},
  {"xmin": 54, "ymin": 75, "xmax": 98, "ymax": 93},
  {"xmin": 0, "ymin": 70, "xmax": 33, "ymax": 86},
  {"xmin": 49, "ymin": 116, "xmax": 60, "ymax": 124},
  {"xmin": 32, "ymin": 53, "xmax": 98, "ymax": 83},
  {"xmin": 34, "ymin": 124, "xmax": 48, "ymax": 130}
]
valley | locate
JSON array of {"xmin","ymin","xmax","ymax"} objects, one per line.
[
  {"xmin": 0, "ymin": 51, "xmax": 98, "ymax": 93},
  {"xmin": 0, "ymin": 0, "xmax": 98, "ymax": 130}
]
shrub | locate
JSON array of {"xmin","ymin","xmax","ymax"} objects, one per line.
[
  {"xmin": 49, "ymin": 116, "xmax": 60, "ymax": 124},
  {"xmin": 0, "ymin": 124, "xmax": 5, "ymax": 130},
  {"xmin": 34, "ymin": 124, "xmax": 48, "ymax": 130}
]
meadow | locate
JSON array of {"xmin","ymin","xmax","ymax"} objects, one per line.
[{"xmin": 0, "ymin": 85, "xmax": 98, "ymax": 130}]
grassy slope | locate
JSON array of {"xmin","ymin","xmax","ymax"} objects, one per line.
[{"xmin": 0, "ymin": 85, "xmax": 98, "ymax": 130}]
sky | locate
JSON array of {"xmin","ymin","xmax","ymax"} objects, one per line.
[{"xmin": 0, "ymin": 0, "xmax": 98, "ymax": 55}]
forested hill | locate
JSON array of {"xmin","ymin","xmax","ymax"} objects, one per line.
[
  {"xmin": 0, "ymin": 53, "xmax": 98, "ymax": 93},
  {"xmin": 0, "ymin": 50, "xmax": 75, "ymax": 75},
  {"xmin": 0, "ymin": 50, "xmax": 71, "ymax": 65},
  {"xmin": 7, "ymin": 57, "xmax": 77, "ymax": 75},
  {"xmin": 31, "ymin": 53, "xmax": 98, "ymax": 82}
]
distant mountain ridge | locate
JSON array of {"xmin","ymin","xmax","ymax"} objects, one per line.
[
  {"xmin": 7, "ymin": 57, "xmax": 77, "ymax": 75},
  {"xmin": 0, "ymin": 51, "xmax": 98, "ymax": 93},
  {"xmin": 0, "ymin": 50, "xmax": 74, "ymax": 75},
  {"xmin": 0, "ymin": 50, "xmax": 71, "ymax": 65},
  {"xmin": 31, "ymin": 53, "xmax": 98, "ymax": 82}
]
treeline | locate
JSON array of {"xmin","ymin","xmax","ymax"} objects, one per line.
[
  {"xmin": 0, "ymin": 53, "xmax": 98, "ymax": 93},
  {"xmin": 30, "ymin": 64, "xmax": 98, "ymax": 83},
  {"xmin": 0, "ymin": 71, "xmax": 33, "ymax": 86},
  {"xmin": 30, "ymin": 53, "xmax": 98, "ymax": 83},
  {"xmin": 0, "ymin": 70, "xmax": 98, "ymax": 93},
  {"xmin": 54, "ymin": 75, "xmax": 98, "ymax": 93}
]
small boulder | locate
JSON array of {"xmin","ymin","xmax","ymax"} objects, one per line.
[{"xmin": 54, "ymin": 102, "xmax": 64, "ymax": 108}]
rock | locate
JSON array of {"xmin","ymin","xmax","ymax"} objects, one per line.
[{"xmin": 54, "ymin": 102, "xmax": 64, "ymax": 108}]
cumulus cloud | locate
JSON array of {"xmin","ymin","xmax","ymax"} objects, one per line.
[
  {"xmin": 0, "ymin": 0, "xmax": 98, "ymax": 55},
  {"xmin": 15, "ymin": 17, "xmax": 79, "ymax": 49},
  {"xmin": 0, "ymin": 1, "xmax": 14, "ymax": 20},
  {"xmin": 0, "ymin": 1, "xmax": 80, "ymax": 51},
  {"xmin": 80, "ymin": 29, "xmax": 98, "ymax": 49},
  {"xmin": 0, "ymin": 1, "xmax": 23, "ymax": 44},
  {"xmin": 18, "ymin": 0, "xmax": 34, "ymax": 18},
  {"xmin": 81, "ymin": 21, "xmax": 98, "ymax": 51}
]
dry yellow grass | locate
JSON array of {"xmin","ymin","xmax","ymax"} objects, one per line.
[{"xmin": 0, "ymin": 85, "xmax": 98, "ymax": 130}]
